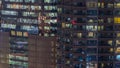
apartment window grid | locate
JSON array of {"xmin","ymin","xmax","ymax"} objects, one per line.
[
  {"xmin": 57, "ymin": 0, "xmax": 120, "ymax": 68},
  {"xmin": 0, "ymin": 0, "xmax": 58, "ymax": 37}
]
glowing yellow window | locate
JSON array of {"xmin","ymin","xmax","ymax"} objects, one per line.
[
  {"xmin": 62, "ymin": 23, "xmax": 65, "ymax": 28},
  {"xmin": 117, "ymin": 33, "xmax": 120, "ymax": 37},
  {"xmin": 116, "ymin": 40, "xmax": 120, "ymax": 46},
  {"xmin": 88, "ymin": 32, "xmax": 94, "ymax": 37},
  {"xmin": 77, "ymin": 33, "xmax": 82, "ymax": 38},
  {"xmin": 116, "ymin": 47, "xmax": 120, "ymax": 53},
  {"xmin": 115, "ymin": 3, "xmax": 120, "ymax": 8},
  {"xmin": 114, "ymin": 17, "xmax": 120, "ymax": 23},
  {"xmin": 23, "ymin": 32, "xmax": 28, "ymax": 37},
  {"xmin": 109, "ymin": 48, "xmax": 113, "ymax": 52},
  {"xmin": 16, "ymin": 31, "xmax": 22, "ymax": 36},
  {"xmin": 11, "ymin": 31, "xmax": 15, "ymax": 36},
  {"xmin": 108, "ymin": 40, "xmax": 113, "ymax": 46}
]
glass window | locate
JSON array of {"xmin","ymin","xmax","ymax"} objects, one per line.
[
  {"xmin": 87, "ymin": 40, "xmax": 97, "ymax": 46},
  {"xmin": 44, "ymin": 6, "xmax": 57, "ymax": 10},
  {"xmin": 116, "ymin": 40, "xmax": 120, "ymax": 46},
  {"xmin": 16, "ymin": 31, "xmax": 22, "ymax": 36},
  {"xmin": 114, "ymin": 17, "xmax": 120, "ymax": 23},
  {"xmin": 25, "ymin": 0, "xmax": 35, "ymax": 3},
  {"xmin": 1, "ymin": 23, "xmax": 16, "ymax": 29},
  {"xmin": 77, "ymin": 33, "xmax": 82, "ymax": 38},
  {"xmin": 11, "ymin": 31, "xmax": 16, "ymax": 36},
  {"xmin": 23, "ymin": 32, "xmax": 28, "ymax": 37},
  {"xmin": 115, "ymin": 10, "xmax": 120, "ymax": 15},
  {"xmin": 87, "ymin": 10, "xmax": 97, "ymax": 15},
  {"xmin": 98, "ymin": 48, "xmax": 113, "ymax": 54},
  {"xmin": 18, "ymin": 18, "xmax": 38, "ymax": 24},
  {"xmin": 44, "ymin": 26, "xmax": 50, "ymax": 30},
  {"xmin": 108, "ymin": 40, "xmax": 113, "ymax": 46},
  {"xmin": 117, "ymin": 33, "xmax": 120, "ymax": 37},
  {"xmin": 98, "ymin": 2, "xmax": 104, "ymax": 8},
  {"xmin": 107, "ymin": 3, "xmax": 114, "ymax": 8},
  {"xmin": 98, "ymin": 56, "xmax": 113, "ymax": 61},
  {"xmin": 74, "ymin": 64, "xmax": 85, "ymax": 68},
  {"xmin": 107, "ymin": 18, "xmax": 113, "ymax": 23},
  {"xmin": 45, "ymin": 12, "xmax": 57, "ymax": 17},
  {"xmin": 99, "ymin": 32, "xmax": 113, "ymax": 38},
  {"xmin": 116, "ymin": 55, "xmax": 120, "ymax": 61},
  {"xmin": 86, "ymin": 25, "xmax": 97, "ymax": 31},
  {"xmin": 87, "ymin": 17, "xmax": 98, "ymax": 23},
  {"xmin": 115, "ymin": 3, "xmax": 120, "ymax": 8},
  {"xmin": 86, "ymin": 63, "xmax": 97, "ymax": 68},
  {"xmin": 98, "ymin": 63, "xmax": 113, "ymax": 68},
  {"xmin": 86, "ymin": 55, "xmax": 97, "ymax": 61},
  {"xmin": 57, "ymin": 8, "xmax": 62, "ymax": 13},
  {"xmin": 1, "ymin": 10, "xmax": 18, "ymax": 15},
  {"xmin": 104, "ymin": 25, "xmax": 113, "ymax": 31},
  {"xmin": 44, "ymin": 0, "xmax": 57, "ymax": 3},
  {"xmin": 5, "ymin": 0, "xmax": 23, "ymax": 2},
  {"xmin": 88, "ymin": 32, "xmax": 96, "ymax": 38},
  {"xmin": 23, "ymin": 12, "xmax": 38, "ymax": 17},
  {"xmin": 61, "ymin": 23, "xmax": 72, "ymax": 29},
  {"xmin": 86, "ymin": 2, "xmax": 97, "ymax": 8},
  {"xmin": 115, "ymin": 47, "xmax": 120, "ymax": 53},
  {"xmin": 98, "ymin": 18, "xmax": 104, "ymax": 23}
]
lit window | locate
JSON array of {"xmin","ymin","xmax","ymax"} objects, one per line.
[
  {"xmin": 77, "ymin": 33, "xmax": 82, "ymax": 38},
  {"xmin": 5, "ymin": 0, "xmax": 23, "ymax": 2},
  {"xmin": 44, "ymin": 26, "xmax": 50, "ymax": 30},
  {"xmin": 31, "ymin": 5, "xmax": 41, "ymax": 10},
  {"xmin": 86, "ymin": 63, "xmax": 97, "ymax": 68},
  {"xmin": 57, "ymin": 8, "xmax": 62, "ymax": 13},
  {"xmin": 23, "ymin": 32, "xmax": 28, "ymax": 37},
  {"xmin": 44, "ymin": 6, "xmax": 57, "ymax": 10},
  {"xmin": 97, "ymin": 26, "xmax": 104, "ymax": 31},
  {"xmin": 44, "ymin": 0, "xmax": 56, "ymax": 3},
  {"xmin": 44, "ymin": 33, "xmax": 49, "ymax": 37},
  {"xmin": 98, "ymin": 18, "xmax": 104, "ymax": 23},
  {"xmin": 115, "ymin": 3, "xmax": 120, "ymax": 8},
  {"xmin": 1, "ymin": 23, "xmax": 16, "ymax": 29},
  {"xmin": 86, "ymin": 25, "xmax": 97, "ymax": 31},
  {"xmin": 117, "ymin": 33, "xmax": 120, "ymax": 37},
  {"xmin": 1, "ymin": 10, "xmax": 18, "ymax": 15},
  {"xmin": 107, "ymin": 18, "xmax": 113, "ymax": 23},
  {"xmin": 116, "ymin": 40, "xmax": 120, "ymax": 46},
  {"xmin": 107, "ymin": 3, "xmax": 114, "ymax": 8},
  {"xmin": 45, "ymin": 12, "xmax": 57, "ymax": 17},
  {"xmin": 114, "ymin": 17, "xmax": 120, "ymax": 23},
  {"xmin": 109, "ymin": 48, "xmax": 113, "ymax": 52},
  {"xmin": 65, "ymin": 24, "xmax": 72, "ymax": 28},
  {"xmin": 88, "ymin": 32, "xmax": 95, "ymax": 38},
  {"xmin": 116, "ymin": 55, "xmax": 120, "ymax": 61},
  {"xmin": 16, "ymin": 31, "xmax": 22, "ymax": 36},
  {"xmin": 25, "ymin": 0, "xmax": 35, "ymax": 3},
  {"xmin": 11, "ymin": 31, "xmax": 16, "ymax": 36},
  {"xmin": 23, "ymin": 12, "xmax": 38, "ymax": 17},
  {"xmin": 98, "ymin": 2, "xmax": 105, "ymax": 8},
  {"xmin": 86, "ymin": 2, "xmax": 97, "ymax": 8},
  {"xmin": 108, "ymin": 40, "xmax": 113, "ymax": 46},
  {"xmin": 62, "ymin": 23, "xmax": 65, "ymax": 28},
  {"xmin": 115, "ymin": 47, "xmax": 120, "ymax": 53}
]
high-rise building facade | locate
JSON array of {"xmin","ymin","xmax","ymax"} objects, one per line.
[
  {"xmin": 0, "ymin": 0, "xmax": 58, "ymax": 68},
  {"xmin": 0, "ymin": 31, "xmax": 57, "ymax": 68},
  {"xmin": 57, "ymin": 0, "xmax": 120, "ymax": 68},
  {"xmin": 0, "ymin": 0, "xmax": 57, "ymax": 36}
]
